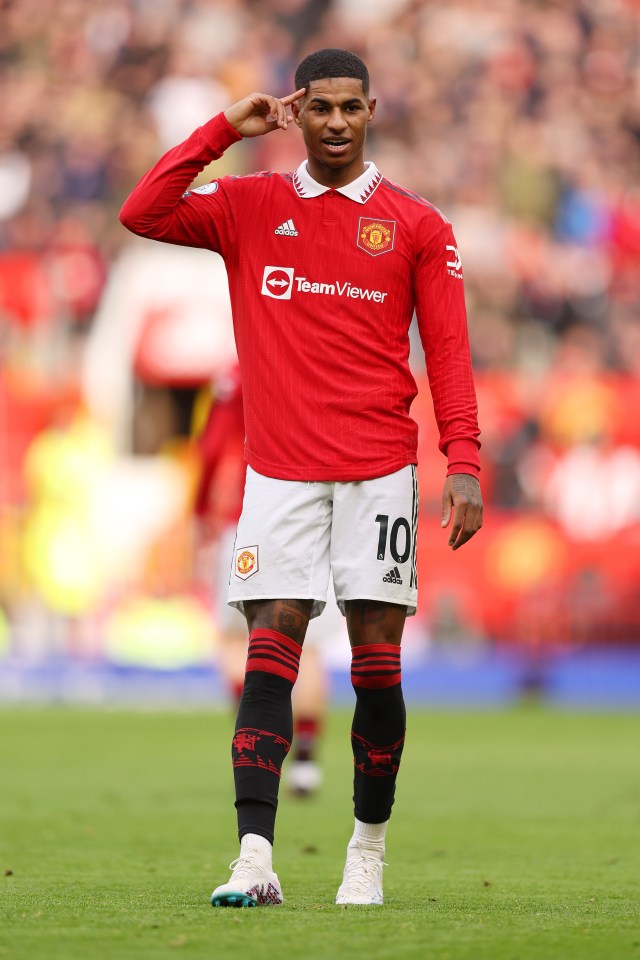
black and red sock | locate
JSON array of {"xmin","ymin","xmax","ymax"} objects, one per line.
[
  {"xmin": 350, "ymin": 643, "xmax": 406, "ymax": 823},
  {"xmin": 232, "ymin": 629, "xmax": 302, "ymax": 844}
]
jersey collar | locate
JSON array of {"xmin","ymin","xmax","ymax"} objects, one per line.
[{"xmin": 292, "ymin": 160, "xmax": 383, "ymax": 204}]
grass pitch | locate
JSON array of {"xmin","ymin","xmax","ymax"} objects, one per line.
[{"xmin": 1, "ymin": 706, "xmax": 639, "ymax": 960}]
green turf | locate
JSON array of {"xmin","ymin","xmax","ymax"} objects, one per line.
[{"xmin": 1, "ymin": 706, "xmax": 639, "ymax": 960}]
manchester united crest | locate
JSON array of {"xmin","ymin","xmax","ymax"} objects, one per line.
[
  {"xmin": 235, "ymin": 545, "xmax": 259, "ymax": 580},
  {"xmin": 357, "ymin": 217, "xmax": 396, "ymax": 257}
]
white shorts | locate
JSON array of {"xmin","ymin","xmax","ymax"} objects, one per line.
[
  {"xmin": 216, "ymin": 525, "xmax": 350, "ymax": 658},
  {"xmin": 228, "ymin": 465, "xmax": 418, "ymax": 619}
]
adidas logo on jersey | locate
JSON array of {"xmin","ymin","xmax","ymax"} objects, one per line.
[
  {"xmin": 383, "ymin": 566, "xmax": 403, "ymax": 585},
  {"xmin": 275, "ymin": 219, "xmax": 298, "ymax": 236}
]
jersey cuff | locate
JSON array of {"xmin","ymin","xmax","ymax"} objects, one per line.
[
  {"xmin": 445, "ymin": 438, "xmax": 481, "ymax": 477},
  {"xmin": 199, "ymin": 112, "xmax": 243, "ymax": 153}
]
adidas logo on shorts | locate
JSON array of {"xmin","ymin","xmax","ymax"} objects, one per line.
[{"xmin": 383, "ymin": 566, "xmax": 403, "ymax": 585}]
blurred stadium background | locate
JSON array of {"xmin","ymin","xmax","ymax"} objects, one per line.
[{"xmin": 1, "ymin": 0, "xmax": 639, "ymax": 707}]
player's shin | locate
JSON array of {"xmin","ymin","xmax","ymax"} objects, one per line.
[
  {"xmin": 232, "ymin": 629, "xmax": 303, "ymax": 844},
  {"xmin": 350, "ymin": 643, "xmax": 406, "ymax": 824}
]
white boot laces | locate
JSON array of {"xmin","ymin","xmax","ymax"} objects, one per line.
[
  {"xmin": 343, "ymin": 844, "xmax": 387, "ymax": 895},
  {"xmin": 228, "ymin": 852, "xmax": 268, "ymax": 884}
]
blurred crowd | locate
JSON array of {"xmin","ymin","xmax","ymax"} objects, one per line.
[{"xmin": 1, "ymin": 0, "xmax": 639, "ymax": 664}]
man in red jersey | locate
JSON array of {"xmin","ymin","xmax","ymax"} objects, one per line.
[{"xmin": 120, "ymin": 48, "xmax": 483, "ymax": 908}]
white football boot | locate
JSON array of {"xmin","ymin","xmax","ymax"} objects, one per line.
[
  {"xmin": 211, "ymin": 836, "xmax": 283, "ymax": 908},
  {"xmin": 335, "ymin": 840, "xmax": 386, "ymax": 905}
]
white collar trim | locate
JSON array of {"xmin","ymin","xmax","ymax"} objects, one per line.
[{"xmin": 292, "ymin": 160, "xmax": 383, "ymax": 204}]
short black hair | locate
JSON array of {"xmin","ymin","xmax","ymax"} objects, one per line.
[{"xmin": 295, "ymin": 48, "xmax": 370, "ymax": 97}]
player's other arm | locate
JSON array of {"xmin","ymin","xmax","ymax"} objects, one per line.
[
  {"xmin": 415, "ymin": 218, "xmax": 483, "ymax": 550},
  {"xmin": 119, "ymin": 89, "xmax": 305, "ymax": 247}
]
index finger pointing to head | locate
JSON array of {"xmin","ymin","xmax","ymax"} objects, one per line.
[{"xmin": 281, "ymin": 87, "xmax": 306, "ymax": 106}]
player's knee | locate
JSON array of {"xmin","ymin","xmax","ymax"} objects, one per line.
[
  {"xmin": 244, "ymin": 599, "xmax": 312, "ymax": 645},
  {"xmin": 346, "ymin": 599, "xmax": 406, "ymax": 647}
]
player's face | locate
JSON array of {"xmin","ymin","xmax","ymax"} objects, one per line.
[{"xmin": 292, "ymin": 77, "xmax": 376, "ymax": 186}]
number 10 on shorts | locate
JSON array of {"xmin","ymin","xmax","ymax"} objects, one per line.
[{"xmin": 375, "ymin": 514, "xmax": 411, "ymax": 563}]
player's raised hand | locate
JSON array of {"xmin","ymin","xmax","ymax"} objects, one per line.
[
  {"xmin": 224, "ymin": 89, "xmax": 306, "ymax": 138},
  {"xmin": 441, "ymin": 473, "xmax": 483, "ymax": 550}
]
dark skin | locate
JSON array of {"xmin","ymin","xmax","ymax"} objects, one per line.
[
  {"xmin": 224, "ymin": 78, "xmax": 376, "ymax": 189},
  {"xmin": 226, "ymin": 78, "xmax": 483, "ymax": 649},
  {"xmin": 442, "ymin": 473, "xmax": 483, "ymax": 551},
  {"xmin": 245, "ymin": 598, "xmax": 407, "ymax": 650},
  {"xmin": 290, "ymin": 78, "xmax": 375, "ymax": 187}
]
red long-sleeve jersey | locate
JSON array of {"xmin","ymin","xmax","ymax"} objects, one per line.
[{"xmin": 120, "ymin": 113, "xmax": 480, "ymax": 482}]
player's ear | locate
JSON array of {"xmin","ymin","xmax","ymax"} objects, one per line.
[
  {"xmin": 292, "ymin": 100, "xmax": 303, "ymax": 125},
  {"xmin": 367, "ymin": 98, "xmax": 376, "ymax": 121}
]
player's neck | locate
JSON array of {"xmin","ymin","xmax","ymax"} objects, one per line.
[{"xmin": 305, "ymin": 154, "xmax": 368, "ymax": 190}]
